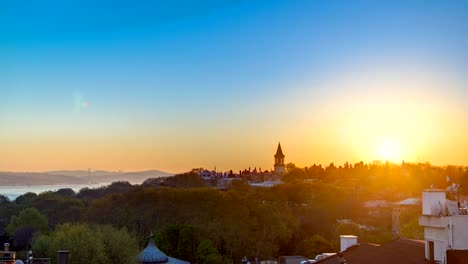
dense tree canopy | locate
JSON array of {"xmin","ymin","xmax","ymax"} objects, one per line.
[
  {"xmin": 0, "ymin": 163, "xmax": 465, "ymax": 262},
  {"xmin": 6, "ymin": 208, "xmax": 48, "ymax": 235},
  {"xmin": 33, "ymin": 223, "xmax": 138, "ymax": 264},
  {"xmin": 6, "ymin": 208, "xmax": 49, "ymax": 249}
]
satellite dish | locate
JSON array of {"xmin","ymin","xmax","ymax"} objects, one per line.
[{"xmin": 14, "ymin": 260, "xmax": 24, "ymax": 264}]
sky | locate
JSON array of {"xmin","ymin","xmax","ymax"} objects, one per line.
[{"xmin": 1, "ymin": 0, "xmax": 468, "ymax": 173}]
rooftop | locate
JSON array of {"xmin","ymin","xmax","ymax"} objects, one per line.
[
  {"xmin": 423, "ymin": 189, "xmax": 447, "ymax": 192},
  {"xmin": 317, "ymin": 238, "xmax": 427, "ymax": 264},
  {"xmin": 137, "ymin": 238, "xmax": 169, "ymax": 263},
  {"xmin": 137, "ymin": 238, "xmax": 189, "ymax": 264}
]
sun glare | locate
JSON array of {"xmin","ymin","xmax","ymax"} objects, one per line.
[{"xmin": 377, "ymin": 138, "xmax": 402, "ymax": 162}]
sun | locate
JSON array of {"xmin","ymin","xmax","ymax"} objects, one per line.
[{"xmin": 377, "ymin": 138, "xmax": 402, "ymax": 162}]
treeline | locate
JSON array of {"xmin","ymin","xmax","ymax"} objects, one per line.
[
  {"xmin": 283, "ymin": 162, "xmax": 468, "ymax": 200},
  {"xmin": 0, "ymin": 173, "xmax": 363, "ymax": 263}
]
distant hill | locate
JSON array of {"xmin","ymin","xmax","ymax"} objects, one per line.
[
  {"xmin": 92, "ymin": 170, "xmax": 173, "ymax": 184},
  {"xmin": 0, "ymin": 172, "xmax": 85, "ymax": 186},
  {"xmin": 46, "ymin": 170, "xmax": 117, "ymax": 177},
  {"xmin": 0, "ymin": 170, "xmax": 173, "ymax": 186}
]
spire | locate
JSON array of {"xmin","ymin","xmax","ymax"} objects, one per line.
[{"xmin": 275, "ymin": 142, "xmax": 284, "ymax": 158}]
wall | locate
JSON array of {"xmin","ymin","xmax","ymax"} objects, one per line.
[
  {"xmin": 451, "ymin": 216, "xmax": 468, "ymax": 250},
  {"xmin": 422, "ymin": 190, "xmax": 446, "ymax": 216}
]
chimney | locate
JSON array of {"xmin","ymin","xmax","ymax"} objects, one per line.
[
  {"xmin": 340, "ymin": 235, "xmax": 358, "ymax": 252},
  {"xmin": 58, "ymin": 250, "xmax": 69, "ymax": 264}
]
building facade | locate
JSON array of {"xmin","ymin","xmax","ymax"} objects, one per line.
[{"xmin": 419, "ymin": 189, "xmax": 468, "ymax": 263}]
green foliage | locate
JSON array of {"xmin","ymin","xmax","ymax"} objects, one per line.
[
  {"xmin": 15, "ymin": 192, "xmax": 37, "ymax": 205},
  {"xmin": 282, "ymin": 163, "xmax": 308, "ymax": 183},
  {"xmin": 32, "ymin": 234, "xmax": 54, "ymax": 258},
  {"xmin": 150, "ymin": 224, "xmax": 196, "ymax": 262},
  {"xmin": 0, "ymin": 201, "xmax": 19, "ymax": 236},
  {"xmin": 143, "ymin": 172, "xmax": 208, "ymax": 188},
  {"xmin": 97, "ymin": 225, "xmax": 139, "ymax": 264},
  {"xmin": 204, "ymin": 253, "xmax": 230, "ymax": 264},
  {"xmin": 399, "ymin": 207, "xmax": 424, "ymax": 240},
  {"xmin": 228, "ymin": 179, "xmax": 251, "ymax": 191},
  {"xmin": 51, "ymin": 223, "xmax": 108, "ymax": 264},
  {"xmin": 196, "ymin": 240, "xmax": 219, "ymax": 264},
  {"xmin": 286, "ymin": 163, "xmax": 297, "ymax": 173},
  {"xmin": 177, "ymin": 225, "xmax": 196, "ymax": 262},
  {"xmin": 334, "ymin": 223, "xmax": 360, "ymax": 237},
  {"xmin": 298, "ymin": 235, "xmax": 333, "ymax": 258},
  {"xmin": 32, "ymin": 223, "xmax": 138, "ymax": 264},
  {"xmin": 153, "ymin": 231, "xmax": 170, "ymax": 253},
  {"xmin": 0, "ymin": 195, "xmax": 10, "ymax": 205},
  {"xmin": 31, "ymin": 193, "xmax": 86, "ymax": 227},
  {"xmin": 360, "ymin": 229, "xmax": 393, "ymax": 244},
  {"xmin": 7, "ymin": 207, "xmax": 49, "ymax": 235},
  {"xmin": 400, "ymin": 218, "xmax": 424, "ymax": 240}
]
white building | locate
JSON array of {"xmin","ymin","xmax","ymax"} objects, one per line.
[{"xmin": 419, "ymin": 189, "xmax": 468, "ymax": 263}]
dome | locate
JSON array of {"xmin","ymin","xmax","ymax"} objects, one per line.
[{"xmin": 137, "ymin": 238, "xmax": 169, "ymax": 263}]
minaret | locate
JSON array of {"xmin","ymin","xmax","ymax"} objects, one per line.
[{"xmin": 274, "ymin": 142, "xmax": 285, "ymax": 175}]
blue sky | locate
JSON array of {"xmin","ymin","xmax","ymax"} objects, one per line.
[{"xmin": 1, "ymin": 0, "xmax": 467, "ymax": 172}]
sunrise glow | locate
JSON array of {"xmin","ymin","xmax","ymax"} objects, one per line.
[
  {"xmin": 1, "ymin": 1, "xmax": 467, "ymax": 172},
  {"xmin": 377, "ymin": 138, "xmax": 402, "ymax": 162}
]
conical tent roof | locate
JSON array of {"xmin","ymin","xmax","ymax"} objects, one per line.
[{"xmin": 137, "ymin": 238, "xmax": 169, "ymax": 263}]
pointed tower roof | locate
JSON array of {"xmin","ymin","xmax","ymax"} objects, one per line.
[
  {"xmin": 275, "ymin": 142, "xmax": 284, "ymax": 158},
  {"xmin": 137, "ymin": 238, "xmax": 169, "ymax": 263}
]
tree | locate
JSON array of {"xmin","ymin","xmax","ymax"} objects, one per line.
[
  {"xmin": 33, "ymin": 223, "xmax": 139, "ymax": 264},
  {"xmin": 334, "ymin": 223, "xmax": 360, "ymax": 238},
  {"xmin": 144, "ymin": 173, "xmax": 208, "ymax": 188},
  {"xmin": 97, "ymin": 225, "xmax": 139, "ymax": 264},
  {"xmin": 164, "ymin": 224, "xmax": 180, "ymax": 255},
  {"xmin": 15, "ymin": 192, "xmax": 37, "ymax": 205},
  {"xmin": 282, "ymin": 167, "xmax": 307, "ymax": 183},
  {"xmin": 0, "ymin": 195, "xmax": 10, "ymax": 205},
  {"xmin": 228, "ymin": 179, "xmax": 251, "ymax": 192},
  {"xmin": 54, "ymin": 188, "xmax": 76, "ymax": 197},
  {"xmin": 177, "ymin": 225, "xmax": 196, "ymax": 262},
  {"xmin": 196, "ymin": 239, "xmax": 231, "ymax": 264},
  {"xmin": 204, "ymin": 253, "xmax": 230, "ymax": 264},
  {"xmin": 153, "ymin": 231, "xmax": 170, "ymax": 254},
  {"xmin": 0, "ymin": 199, "xmax": 18, "ymax": 237},
  {"xmin": 400, "ymin": 218, "xmax": 424, "ymax": 240},
  {"xmin": 299, "ymin": 235, "xmax": 333, "ymax": 257},
  {"xmin": 7, "ymin": 207, "xmax": 49, "ymax": 248},
  {"xmin": 196, "ymin": 240, "xmax": 219, "ymax": 264},
  {"xmin": 34, "ymin": 223, "xmax": 108, "ymax": 264},
  {"xmin": 32, "ymin": 234, "xmax": 54, "ymax": 258},
  {"xmin": 31, "ymin": 193, "xmax": 85, "ymax": 227}
]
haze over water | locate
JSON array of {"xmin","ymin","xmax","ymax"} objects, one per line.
[{"xmin": 0, "ymin": 183, "xmax": 110, "ymax": 201}]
